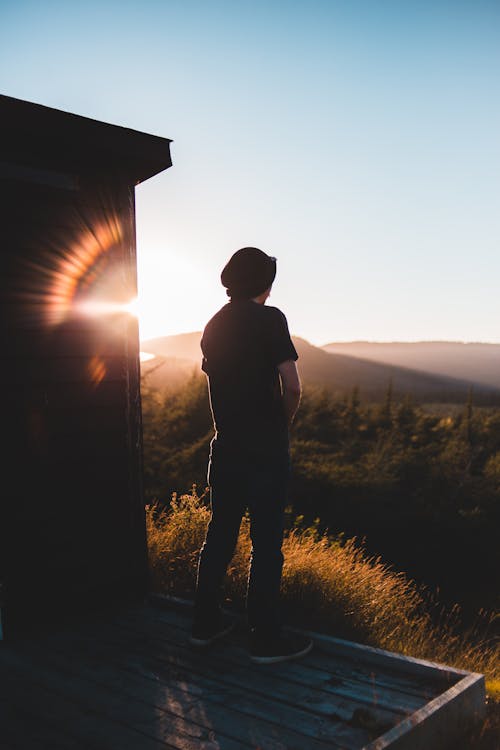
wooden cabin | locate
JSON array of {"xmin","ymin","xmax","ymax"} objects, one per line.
[
  {"xmin": 0, "ymin": 95, "xmax": 172, "ymax": 638},
  {"xmin": 0, "ymin": 96, "xmax": 486, "ymax": 750}
]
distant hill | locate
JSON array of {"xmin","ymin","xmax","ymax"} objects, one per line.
[
  {"xmin": 140, "ymin": 354, "xmax": 199, "ymax": 390},
  {"xmin": 141, "ymin": 333, "xmax": 500, "ymax": 403},
  {"xmin": 322, "ymin": 341, "xmax": 500, "ymax": 390},
  {"xmin": 140, "ymin": 334, "xmax": 200, "ymax": 390},
  {"xmin": 142, "ymin": 332, "xmax": 203, "ymax": 363},
  {"xmin": 292, "ymin": 337, "xmax": 500, "ymax": 402}
]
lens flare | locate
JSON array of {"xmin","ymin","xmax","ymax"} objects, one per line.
[
  {"xmin": 47, "ymin": 213, "xmax": 124, "ymax": 325},
  {"xmin": 123, "ymin": 297, "xmax": 140, "ymax": 317},
  {"xmin": 87, "ymin": 354, "xmax": 108, "ymax": 387},
  {"xmin": 77, "ymin": 296, "xmax": 139, "ymax": 318},
  {"xmin": 11, "ymin": 189, "xmax": 138, "ymax": 331},
  {"xmin": 7, "ymin": 189, "xmax": 143, "ymax": 390}
]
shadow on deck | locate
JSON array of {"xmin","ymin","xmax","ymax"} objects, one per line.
[{"xmin": 0, "ymin": 595, "xmax": 485, "ymax": 749}]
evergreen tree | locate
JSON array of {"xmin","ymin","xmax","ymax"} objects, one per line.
[
  {"xmin": 464, "ymin": 386, "xmax": 474, "ymax": 446},
  {"xmin": 376, "ymin": 377, "xmax": 393, "ymax": 430},
  {"xmin": 349, "ymin": 385, "xmax": 361, "ymax": 433}
]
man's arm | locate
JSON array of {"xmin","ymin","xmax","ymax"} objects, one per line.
[{"xmin": 278, "ymin": 359, "xmax": 301, "ymax": 427}]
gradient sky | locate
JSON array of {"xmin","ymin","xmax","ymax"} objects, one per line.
[{"xmin": 1, "ymin": 0, "xmax": 499, "ymax": 345}]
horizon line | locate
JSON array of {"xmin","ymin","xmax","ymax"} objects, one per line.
[{"xmin": 140, "ymin": 331, "xmax": 500, "ymax": 347}]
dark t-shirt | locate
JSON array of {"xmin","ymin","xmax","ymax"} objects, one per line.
[{"xmin": 201, "ymin": 300, "xmax": 298, "ymax": 458}]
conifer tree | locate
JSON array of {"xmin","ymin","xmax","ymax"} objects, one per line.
[
  {"xmin": 349, "ymin": 385, "xmax": 361, "ymax": 433},
  {"xmin": 377, "ymin": 377, "xmax": 393, "ymax": 429},
  {"xmin": 464, "ymin": 385, "xmax": 474, "ymax": 446}
]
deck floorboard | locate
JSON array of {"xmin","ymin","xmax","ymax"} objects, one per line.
[
  {"xmin": 0, "ymin": 600, "xmax": 482, "ymax": 750},
  {"xmin": 114, "ymin": 606, "xmax": 431, "ymax": 716},
  {"xmin": 21, "ymin": 615, "xmax": 363, "ymax": 749},
  {"xmin": 133, "ymin": 602, "xmax": 445, "ymax": 698},
  {"xmin": 0, "ymin": 693, "xmax": 86, "ymax": 750}
]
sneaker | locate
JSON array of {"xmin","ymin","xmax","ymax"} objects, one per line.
[
  {"xmin": 249, "ymin": 629, "xmax": 314, "ymax": 664},
  {"xmin": 189, "ymin": 613, "xmax": 236, "ymax": 647}
]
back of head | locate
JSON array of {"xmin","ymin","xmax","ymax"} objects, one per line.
[{"xmin": 221, "ymin": 247, "xmax": 277, "ymax": 300}]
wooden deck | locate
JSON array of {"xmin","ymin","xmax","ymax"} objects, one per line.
[{"xmin": 0, "ymin": 596, "xmax": 485, "ymax": 750}]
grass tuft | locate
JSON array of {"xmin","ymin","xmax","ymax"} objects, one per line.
[{"xmin": 146, "ymin": 486, "xmax": 499, "ymax": 691}]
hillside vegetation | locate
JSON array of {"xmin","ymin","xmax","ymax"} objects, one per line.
[
  {"xmin": 145, "ymin": 488, "xmax": 500, "ymax": 747},
  {"xmin": 142, "ymin": 371, "xmax": 500, "ymax": 746},
  {"xmin": 142, "ymin": 373, "xmax": 500, "ymax": 615}
]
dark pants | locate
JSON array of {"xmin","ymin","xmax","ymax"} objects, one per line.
[{"xmin": 194, "ymin": 445, "xmax": 290, "ymax": 635}]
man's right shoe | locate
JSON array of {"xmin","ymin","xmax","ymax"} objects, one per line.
[
  {"xmin": 249, "ymin": 629, "xmax": 313, "ymax": 664},
  {"xmin": 189, "ymin": 612, "xmax": 236, "ymax": 647}
]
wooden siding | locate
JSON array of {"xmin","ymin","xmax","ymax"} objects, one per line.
[
  {"xmin": 0, "ymin": 173, "xmax": 148, "ymax": 636},
  {"xmin": 0, "ymin": 93, "xmax": 172, "ymax": 637}
]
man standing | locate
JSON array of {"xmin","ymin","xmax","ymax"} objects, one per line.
[{"xmin": 190, "ymin": 247, "xmax": 313, "ymax": 663}]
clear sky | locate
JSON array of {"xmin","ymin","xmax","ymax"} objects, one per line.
[{"xmin": 1, "ymin": 0, "xmax": 499, "ymax": 345}]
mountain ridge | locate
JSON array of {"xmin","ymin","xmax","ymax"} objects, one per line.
[
  {"xmin": 322, "ymin": 341, "xmax": 500, "ymax": 389},
  {"xmin": 141, "ymin": 333, "xmax": 500, "ymax": 403}
]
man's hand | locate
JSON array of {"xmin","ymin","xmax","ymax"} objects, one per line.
[{"xmin": 278, "ymin": 360, "xmax": 301, "ymax": 428}]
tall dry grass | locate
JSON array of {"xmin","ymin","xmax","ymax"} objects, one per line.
[{"xmin": 145, "ymin": 486, "xmax": 499, "ymax": 693}]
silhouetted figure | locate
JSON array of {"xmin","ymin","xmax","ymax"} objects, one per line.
[{"xmin": 190, "ymin": 247, "xmax": 313, "ymax": 663}]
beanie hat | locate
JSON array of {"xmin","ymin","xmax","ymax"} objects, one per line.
[{"xmin": 221, "ymin": 247, "xmax": 277, "ymax": 299}]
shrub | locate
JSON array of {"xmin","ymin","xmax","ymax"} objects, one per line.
[{"xmin": 145, "ymin": 487, "xmax": 499, "ymax": 690}]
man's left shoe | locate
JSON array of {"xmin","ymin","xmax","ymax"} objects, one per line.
[{"xmin": 189, "ymin": 613, "xmax": 237, "ymax": 647}]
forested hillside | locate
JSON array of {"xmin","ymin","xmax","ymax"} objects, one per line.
[{"xmin": 141, "ymin": 372, "xmax": 500, "ymax": 617}]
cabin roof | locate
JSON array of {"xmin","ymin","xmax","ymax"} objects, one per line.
[{"xmin": 0, "ymin": 94, "xmax": 172, "ymax": 185}]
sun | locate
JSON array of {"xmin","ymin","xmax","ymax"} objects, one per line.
[
  {"xmin": 76, "ymin": 243, "xmax": 218, "ymax": 343},
  {"xmin": 123, "ymin": 296, "xmax": 141, "ymax": 317},
  {"xmin": 133, "ymin": 245, "xmax": 215, "ymax": 342}
]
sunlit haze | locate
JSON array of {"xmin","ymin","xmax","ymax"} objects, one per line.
[{"xmin": 2, "ymin": 1, "xmax": 499, "ymax": 345}]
